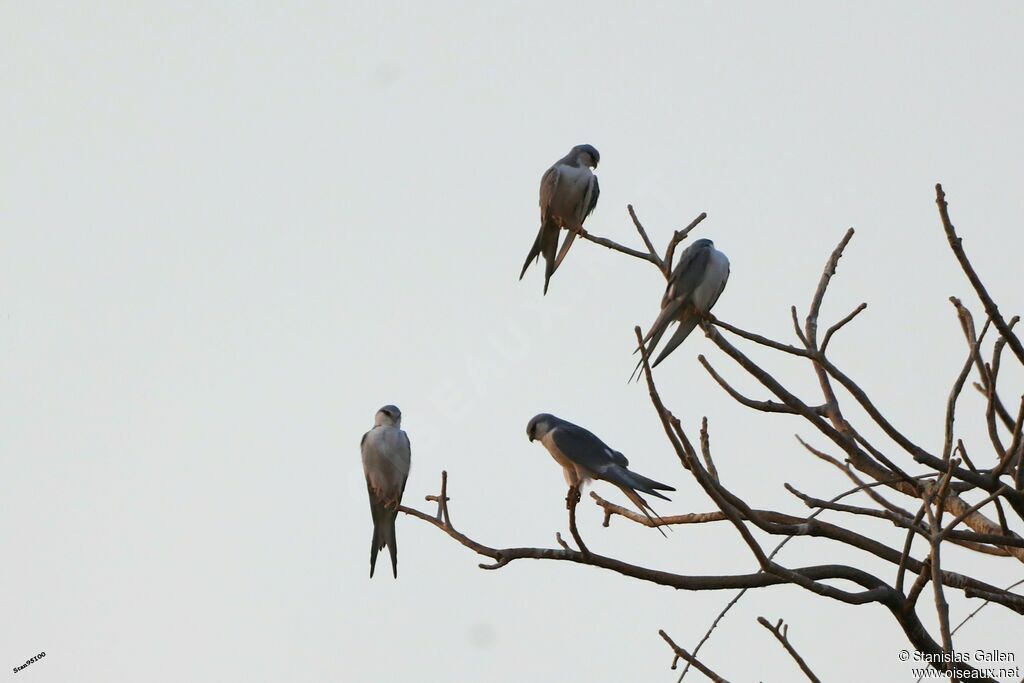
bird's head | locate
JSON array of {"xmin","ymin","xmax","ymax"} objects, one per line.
[
  {"xmin": 692, "ymin": 238, "xmax": 714, "ymax": 249},
  {"xmin": 526, "ymin": 413, "xmax": 555, "ymax": 442},
  {"xmin": 571, "ymin": 144, "xmax": 600, "ymax": 169},
  {"xmin": 375, "ymin": 404, "xmax": 402, "ymax": 428}
]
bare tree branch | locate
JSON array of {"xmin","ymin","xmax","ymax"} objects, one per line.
[
  {"xmin": 699, "ymin": 355, "xmax": 826, "ymax": 415},
  {"xmin": 566, "ymin": 485, "xmax": 590, "ymax": 556},
  {"xmin": 757, "ymin": 617, "xmax": 821, "ymax": 683},
  {"xmin": 627, "ymin": 204, "xmax": 665, "ymax": 272},
  {"xmin": 574, "ymin": 207, "xmax": 708, "ymax": 278},
  {"xmin": 936, "ymin": 183, "xmax": 1024, "ymax": 366},
  {"xmin": 820, "ymin": 302, "xmax": 868, "ymax": 354},
  {"xmin": 575, "ymin": 227, "xmax": 658, "ymax": 264},
  {"xmin": 424, "ymin": 469, "xmax": 451, "ymax": 525},
  {"xmin": 660, "ymin": 630, "xmax": 730, "ymax": 683},
  {"xmin": 403, "ymin": 194, "xmax": 1024, "ymax": 682},
  {"xmin": 664, "ymin": 212, "xmax": 709, "ymax": 274}
]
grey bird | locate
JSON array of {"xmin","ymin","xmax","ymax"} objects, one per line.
[
  {"xmin": 634, "ymin": 238, "xmax": 730, "ymax": 377},
  {"xmin": 526, "ymin": 413, "xmax": 675, "ymax": 532},
  {"xmin": 519, "ymin": 144, "xmax": 601, "ymax": 294},
  {"xmin": 361, "ymin": 404, "xmax": 412, "ymax": 578}
]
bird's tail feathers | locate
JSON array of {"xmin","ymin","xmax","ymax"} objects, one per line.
[
  {"xmin": 624, "ymin": 469, "xmax": 676, "ymax": 495},
  {"xmin": 519, "ymin": 230, "xmax": 543, "ymax": 280},
  {"xmin": 368, "ymin": 501, "xmax": 399, "ymax": 579},
  {"xmin": 642, "ymin": 299, "xmax": 683, "ymax": 345},
  {"xmin": 383, "ymin": 511, "xmax": 398, "ymax": 578},
  {"xmin": 552, "ymin": 225, "xmax": 579, "ymax": 273},
  {"xmin": 651, "ymin": 314, "xmax": 700, "ymax": 368},
  {"xmin": 630, "ymin": 302, "xmax": 683, "ymax": 382},
  {"xmin": 618, "ymin": 486, "xmax": 670, "ymax": 538},
  {"xmin": 541, "ymin": 223, "xmax": 559, "ymax": 295},
  {"xmin": 368, "ymin": 499, "xmax": 382, "ymax": 578},
  {"xmin": 369, "ymin": 533, "xmax": 379, "ymax": 578},
  {"xmin": 603, "ymin": 465, "xmax": 673, "ymax": 514}
]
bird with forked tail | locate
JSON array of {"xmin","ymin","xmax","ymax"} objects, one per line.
[
  {"xmin": 633, "ymin": 238, "xmax": 730, "ymax": 380},
  {"xmin": 361, "ymin": 404, "xmax": 411, "ymax": 578},
  {"xmin": 520, "ymin": 144, "xmax": 601, "ymax": 294},
  {"xmin": 526, "ymin": 413, "xmax": 675, "ymax": 535}
]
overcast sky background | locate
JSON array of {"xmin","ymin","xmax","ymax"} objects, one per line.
[{"xmin": 3, "ymin": 2, "xmax": 1024, "ymax": 681}]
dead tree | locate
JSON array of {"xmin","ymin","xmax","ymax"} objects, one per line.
[{"xmin": 398, "ymin": 184, "xmax": 1024, "ymax": 682}]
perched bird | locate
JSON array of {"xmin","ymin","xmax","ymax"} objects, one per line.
[
  {"xmin": 519, "ymin": 144, "xmax": 601, "ymax": 294},
  {"xmin": 361, "ymin": 404, "xmax": 412, "ymax": 578},
  {"xmin": 526, "ymin": 413, "xmax": 675, "ymax": 530},
  {"xmin": 635, "ymin": 238, "xmax": 730, "ymax": 375}
]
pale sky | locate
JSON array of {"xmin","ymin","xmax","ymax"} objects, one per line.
[{"xmin": 3, "ymin": 2, "xmax": 1024, "ymax": 681}]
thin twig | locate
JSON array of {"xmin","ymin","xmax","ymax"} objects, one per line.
[
  {"xmin": 660, "ymin": 630, "xmax": 729, "ymax": 683},
  {"xmin": 627, "ymin": 204, "xmax": 665, "ymax": 272},
  {"xmin": 664, "ymin": 212, "xmax": 709, "ymax": 274},
  {"xmin": 699, "ymin": 355, "xmax": 826, "ymax": 415},
  {"xmin": 576, "ymin": 227, "xmax": 657, "ymax": 264},
  {"xmin": 757, "ymin": 617, "xmax": 821, "ymax": 683},
  {"xmin": 936, "ymin": 184, "xmax": 1024, "ymax": 366},
  {"xmin": 566, "ymin": 485, "xmax": 590, "ymax": 556},
  {"xmin": 951, "ymin": 578, "xmax": 1024, "ymax": 638},
  {"xmin": 424, "ymin": 470, "xmax": 451, "ymax": 526},
  {"xmin": 709, "ymin": 316, "xmax": 815, "ymax": 358},
  {"xmin": 820, "ymin": 302, "xmax": 868, "ymax": 354}
]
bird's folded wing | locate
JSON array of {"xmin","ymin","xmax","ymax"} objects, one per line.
[
  {"xmin": 549, "ymin": 424, "xmax": 673, "ymax": 499},
  {"xmin": 539, "ymin": 165, "xmax": 560, "ymax": 214},
  {"xmin": 584, "ymin": 174, "xmax": 599, "ymax": 220},
  {"xmin": 667, "ymin": 243, "xmax": 713, "ymax": 302},
  {"xmin": 549, "ymin": 422, "xmax": 621, "ymax": 473}
]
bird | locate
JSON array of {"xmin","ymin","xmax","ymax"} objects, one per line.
[
  {"xmin": 634, "ymin": 238, "xmax": 730, "ymax": 377},
  {"xmin": 519, "ymin": 144, "xmax": 601, "ymax": 294},
  {"xmin": 361, "ymin": 404, "xmax": 412, "ymax": 578},
  {"xmin": 526, "ymin": 413, "xmax": 675, "ymax": 532}
]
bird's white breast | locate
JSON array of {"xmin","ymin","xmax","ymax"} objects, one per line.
[
  {"xmin": 540, "ymin": 432, "xmax": 589, "ymax": 487},
  {"xmin": 362, "ymin": 426, "xmax": 411, "ymax": 497},
  {"xmin": 550, "ymin": 164, "xmax": 594, "ymax": 220},
  {"xmin": 693, "ymin": 249, "xmax": 730, "ymax": 312}
]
